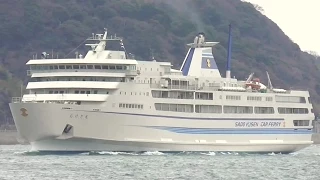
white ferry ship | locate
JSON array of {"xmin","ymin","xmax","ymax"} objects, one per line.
[{"xmin": 9, "ymin": 26, "xmax": 314, "ymax": 153}]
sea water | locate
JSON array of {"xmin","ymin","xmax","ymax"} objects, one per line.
[{"xmin": 0, "ymin": 145, "xmax": 319, "ymax": 180}]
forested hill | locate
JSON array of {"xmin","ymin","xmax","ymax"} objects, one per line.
[{"xmin": 1, "ymin": 0, "xmax": 320, "ymax": 123}]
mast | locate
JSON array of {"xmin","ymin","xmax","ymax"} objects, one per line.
[{"xmin": 226, "ymin": 24, "xmax": 232, "ymax": 79}]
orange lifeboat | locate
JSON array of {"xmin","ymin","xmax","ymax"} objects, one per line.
[{"xmin": 245, "ymin": 78, "xmax": 261, "ymax": 90}]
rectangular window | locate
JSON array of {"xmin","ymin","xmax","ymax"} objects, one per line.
[
  {"xmin": 80, "ymin": 65, "xmax": 86, "ymax": 69},
  {"xmin": 87, "ymin": 65, "xmax": 93, "ymax": 69},
  {"xmin": 278, "ymin": 107, "xmax": 309, "ymax": 114},
  {"xmin": 154, "ymin": 103, "xmax": 193, "ymax": 112},
  {"xmin": 275, "ymin": 96, "xmax": 306, "ymax": 103},
  {"xmin": 59, "ymin": 65, "xmax": 65, "ymax": 69},
  {"xmin": 102, "ymin": 65, "xmax": 109, "ymax": 69},
  {"xmin": 73, "ymin": 65, "xmax": 79, "ymax": 69},
  {"xmin": 266, "ymin": 97, "xmax": 273, "ymax": 101},
  {"xmin": 93, "ymin": 90, "xmax": 98, "ymax": 94},
  {"xmin": 75, "ymin": 90, "xmax": 79, "ymax": 94},
  {"xmin": 226, "ymin": 95, "xmax": 241, "ymax": 100},
  {"xmin": 293, "ymin": 120, "xmax": 309, "ymax": 126},
  {"xmin": 94, "ymin": 65, "xmax": 101, "ymax": 69},
  {"xmin": 195, "ymin": 105, "xmax": 222, "ymax": 113},
  {"xmin": 254, "ymin": 107, "xmax": 274, "ymax": 114},
  {"xmin": 224, "ymin": 106, "xmax": 253, "ymax": 114}
]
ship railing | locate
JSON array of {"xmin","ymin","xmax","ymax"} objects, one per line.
[
  {"xmin": 27, "ymin": 69, "xmax": 137, "ymax": 76},
  {"xmin": 150, "ymin": 84, "xmax": 197, "ymax": 90}
]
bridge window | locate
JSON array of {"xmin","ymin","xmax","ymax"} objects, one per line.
[
  {"xmin": 94, "ymin": 65, "xmax": 101, "ymax": 69},
  {"xmin": 80, "ymin": 65, "xmax": 86, "ymax": 69},
  {"xmin": 109, "ymin": 65, "xmax": 116, "ymax": 69},
  {"xmin": 66, "ymin": 65, "xmax": 72, "ymax": 69},
  {"xmin": 87, "ymin": 65, "xmax": 93, "ymax": 69},
  {"xmin": 293, "ymin": 120, "xmax": 309, "ymax": 126}
]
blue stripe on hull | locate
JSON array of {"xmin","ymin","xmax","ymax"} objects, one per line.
[
  {"xmin": 147, "ymin": 126, "xmax": 312, "ymax": 134},
  {"xmin": 73, "ymin": 110, "xmax": 284, "ymax": 121}
]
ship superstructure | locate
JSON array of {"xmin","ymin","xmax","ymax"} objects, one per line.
[{"xmin": 9, "ymin": 27, "xmax": 314, "ymax": 153}]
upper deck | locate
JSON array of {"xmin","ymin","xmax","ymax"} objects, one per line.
[{"xmin": 13, "ymin": 28, "xmax": 312, "ymax": 105}]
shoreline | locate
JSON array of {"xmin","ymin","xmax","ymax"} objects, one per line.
[{"xmin": 1, "ymin": 131, "xmax": 320, "ymax": 145}]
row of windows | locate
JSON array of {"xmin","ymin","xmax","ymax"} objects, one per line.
[
  {"xmin": 119, "ymin": 103, "xmax": 143, "ymax": 109},
  {"xmin": 36, "ymin": 77, "xmax": 124, "ymax": 82},
  {"xmin": 47, "ymin": 90, "xmax": 107, "ymax": 94},
  {"xmin": 275, "ymin": 96, "xmax": 306, "ymax": 103},
  {"xmin": 226, "ymin": 95, "xmax": 241, "ymax": 100},
  {"xmin": 152, "ymin": 91, "xmax": 193, "ymax": 99},
  {"xmin": 152, "ymin": 91, "xmax": 275, "ymax": 102},
  {"xmin": 30, "ymin": 64, "xmax": 136, "ymax": 71},
  {"xmin": 247, "ymin": 96, "xmax": 262, "ymax": 101},
  {"xmin": 154, "ymin": 104, "xmax": 309, "ymax": 114},
  {"xmin": 154, "ymin": 103, "xmax": 194, "ymax": 113},
  {"xmin": 120, "ymin": 92, "xmax": 149, "ymax": 96},
  {"xmin": 293, "ymin": 120, "xmax": 310, "ymax": 126},
  {"xmin": 196, "ymin": 92, "xmax": 213, "ymax": 100},
  {"xmin": 195, "ymin": 105, "xmax": 222, "ymax": 113},
  {"xmin": 278, "ymin": 108, "xmax": 309, "ymax": 114}
]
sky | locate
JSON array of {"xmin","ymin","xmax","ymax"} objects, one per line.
[{"xmin": 245, "ymin": 0, "xmax": 320, "ymax": 54}]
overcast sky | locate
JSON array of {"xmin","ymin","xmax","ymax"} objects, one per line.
[{"xmin": 245, "ymin": 0, "xmax": 320, "ymax": 54}]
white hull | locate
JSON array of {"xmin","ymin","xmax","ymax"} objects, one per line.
[
  {"xmin": 10, "ymin": 103, "xmax": 313, "ymax": 153},
  {"xmin": 31, "ymin": 139, "xmax": 311, "ymax": 153}
]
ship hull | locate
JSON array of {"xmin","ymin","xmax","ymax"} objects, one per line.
[
  {"xmin": 30, "ymin": 138, "xmax": 310, "ymax": 153},
  {"xmin": 10, "ymin": 103, "xmax": 313, "ymax": 153}
]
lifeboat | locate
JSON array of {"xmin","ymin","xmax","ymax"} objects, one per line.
[{"xmin": 245, "ymin": 78, "xmax": 261, "ymax": 90}]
